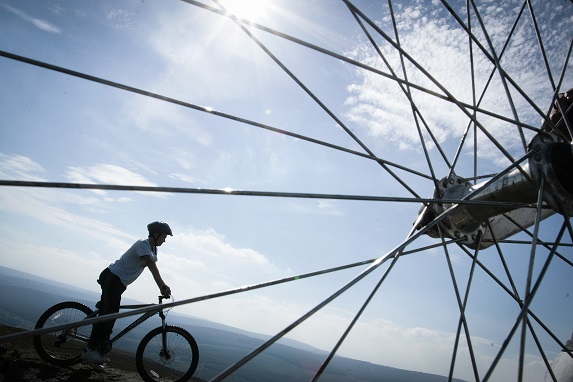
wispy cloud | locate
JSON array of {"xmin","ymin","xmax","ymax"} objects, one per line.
[
  {"xmin": 67, "ymin": 163, "xmax": 157, "ymax": 186},
  {"xmin": 290, "ymin": 313, "xmax": 546, "ymax": 382},
  {"xmin": 123, "ymin": 97, "xmax": 213, "ymax": 147},
  {"xmin": 283, "ymin": 200, "xmax": 345, "ymax": 216},
  {"xmin": 1, "ymin": 241, "xmax": 113, "ymax": 292},
  {"xmin": 0, "ymin": 153, "xmax": 47, "ymax": 180},
  {"xmin": 0, "ymin": 187, "xmax": 134, "ymax": 249},
  {"xmin": 177, "ymin": 227, "xmax": 270, "ymax": 266},
  {"xmin": 343, "ymin": 1, "xmax": 570, "ymax": 165},
  {"xmin": 66, "ymin": 163, "xmax": 165, "ymax": 199},
  {"xmin": 103, "ymin": 3, "xmax": 133, "ymax": 30},
  {"xmin": 2, "ymin": 4, "xmax": 61, "ymax": 34}
]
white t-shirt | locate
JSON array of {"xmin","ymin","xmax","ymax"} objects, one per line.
[{"xmin": 108, "ymin": 239, "xmax": 157, "ymax": 286}]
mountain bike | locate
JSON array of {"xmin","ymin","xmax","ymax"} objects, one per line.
[{"xmin": 33, "ymin": 296, "xmax": 199, "ymax": 382}]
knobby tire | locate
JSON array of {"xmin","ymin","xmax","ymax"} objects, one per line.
[{"xmin": 136, "ymin": 325, "xmax": 199, "ymax": 382}]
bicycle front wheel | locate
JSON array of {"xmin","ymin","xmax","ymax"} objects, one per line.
[
  {"xmin": 33, "ymin": 301, "xmax": 94, "ymax": 366},
  {"xmin": 136, "ymin": 325, "xmax": 199, "ymax": 382}
]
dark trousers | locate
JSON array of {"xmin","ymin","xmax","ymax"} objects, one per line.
[{"xmin": 87, "ymin": 268, "xmax": 126, "ymax": 349}]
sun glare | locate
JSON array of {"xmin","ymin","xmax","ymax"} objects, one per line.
[{"xmin": 219, "ymin": 0, "xmax": 270, "ymax": 22}]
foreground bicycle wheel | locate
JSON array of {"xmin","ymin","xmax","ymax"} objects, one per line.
[
  {"xmin": 1, "ymin": 1, "xmax": 570, "ymax": 380},
  {"xmin": 136, "ymin": 325, "xmax": 199, "ymax": 382},
  {"xmin": 33, "ymin": 301, "xmax": 93, "ymax": 367}
]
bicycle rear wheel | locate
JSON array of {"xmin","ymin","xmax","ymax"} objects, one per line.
[
  {"xmin": 33, "ymin": 301, "xmax": 94, "ymax": 366},
  {"xmin": 136, "ymin": 325, "xmax": 199, "ymax": 382}
]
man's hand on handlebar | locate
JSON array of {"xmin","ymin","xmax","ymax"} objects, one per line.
[{"xmin": 160, "ymin": 284, "xmax": 171, "ymax": 298}]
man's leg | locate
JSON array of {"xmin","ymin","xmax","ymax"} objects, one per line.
[
  {"xmin": 83, "ymin": 268, "xmax": 126, "ymax": 366},
  {"xmin": 88, "ymin": 268, "xmax": 126, "ymax": 348}
]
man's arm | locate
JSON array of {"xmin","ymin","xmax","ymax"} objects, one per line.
[{"xmin": 143, "ymin": 256, "xmax": 171, "ymax": 296}]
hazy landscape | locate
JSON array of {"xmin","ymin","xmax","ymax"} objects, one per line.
[{"xmin": 0, "ymin": 266, "xmax": 466, "ymax": 381}]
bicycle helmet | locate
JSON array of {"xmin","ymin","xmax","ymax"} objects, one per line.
[{"xmin": 147, "ymin": 221, "xmax": 173, "ymax": 236}]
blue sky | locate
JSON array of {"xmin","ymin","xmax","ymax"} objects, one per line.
[{"xmin": 0, "ymin": 1, "xmax": 572, "ymax": 381}]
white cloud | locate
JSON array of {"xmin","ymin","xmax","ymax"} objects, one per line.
[
  {"xmin": 296, "ymin": 315, "xmax": 547, "ymax": 382},
  {"xmin": 0, "ymin": 154, "xmax": 135, "ymax": 245},
  {"xmin": 317, "ymin": 200, "xmax": 344, "ymax": 215},
  {"xmin": 103, "ymin": 4, "xmax": 133, "ymax": 30},
  {"xmin": 158, "ymin": 292, "xmax": 547, "ymax": 382},
  {"xmin": 2, "ymin": 4, "xmax": 61, "ymax": 34},
  {"xmin": 168, "ymin": 147, "xmax": 197, "ymax": 171},
  {"xmin": 66, "ymin": 163, "xmax": 166, "ymax": 199},
  {"xmin": 176, "ymin": 227, "xmax": 270, "ymax": 266},
  {"xmin": 0, "ymin": 185, "xmax": 133, "ymax": 245},
  {"xmin": 0, "ymin": 154, "xmax": 280, "ymax": 297},
  {"xmin": 0, "ymin": 241, "xmax": 112, "ymax": 293},
  {"xmin": 67, "ymin": 164, "xmax": 156, "ymax": 186},
  {"xmin": 343, "ymin": 1, "xmax": 570, "ymax": 166},
  {"xmin": 123, "ymin": 97, "xmax": 213, "ymax": 147},
  {"xmin": 282, "ymin": 200, "xmax": 345, "ymax": 216},
  {"xmin": 0, "ymin": 153, "xmax": 47, "ymax": 180},
  {"xmin": 169, "ymin": 173, "xmax": 198, "ymax": 184}
]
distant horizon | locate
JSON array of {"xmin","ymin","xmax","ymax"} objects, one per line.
[
  {"xmin": 0, "ymin": 264, "xmax": 468, "ymax": 382},
  {"xmin": 0, "ymin": 265, "xmax": 324, "ymax": 351}
]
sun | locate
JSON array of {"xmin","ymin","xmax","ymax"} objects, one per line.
[{"xmin": 218, "ymin": 0, "xmax": 270, "ymax": 22}]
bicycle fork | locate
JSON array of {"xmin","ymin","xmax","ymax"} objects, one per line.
[{"xmin": 158, "ymin": 311, "xmax": 171, "ymax": 360}]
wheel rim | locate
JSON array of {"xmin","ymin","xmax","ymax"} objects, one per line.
[
  {"xmin": 138, "ymin": 329, "xmax": 197, "ymax": 382},
  {"xmin": 37, "ymin": 307, "xmax": 91, "ymax": 362}
]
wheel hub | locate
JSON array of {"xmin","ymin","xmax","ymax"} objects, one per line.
[{"xmin": 416, "ymin": 133, "xmax": 573, "ymax": 249}]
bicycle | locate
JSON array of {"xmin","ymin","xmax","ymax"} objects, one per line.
[{"xmin": 33, "ymin": 296, "xmax": 199, "ymax": 382}]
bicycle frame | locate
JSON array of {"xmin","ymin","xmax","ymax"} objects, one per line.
[{"xmin": 84, "ymin": 296, "xmax": 168, "ymax": 346}]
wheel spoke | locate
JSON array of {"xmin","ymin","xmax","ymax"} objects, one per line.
[{"xmin": 2, "ymin": 1, "xmax": 571, "ymax": 381}]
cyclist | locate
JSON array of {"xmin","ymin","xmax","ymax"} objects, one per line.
[{"xmin": 81, "ymin": 221, "xmax": 173, "ymax": 369}]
